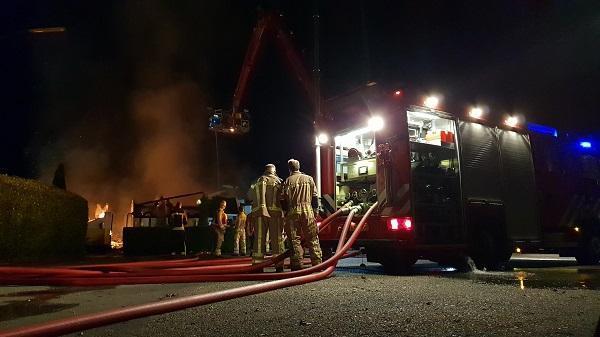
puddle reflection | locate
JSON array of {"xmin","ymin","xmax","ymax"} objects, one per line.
[{"xmin": 0, "ymin": 287, "xmax": 113, "ymax": 321}]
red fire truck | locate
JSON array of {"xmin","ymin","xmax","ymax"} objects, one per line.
[
  {"xmin": 224, "ymin": 11, "xmax": 599, "ymax": 272},
  {"xmin": 316, "ymin": 85, "xmax": 600, "ymax": 272}
]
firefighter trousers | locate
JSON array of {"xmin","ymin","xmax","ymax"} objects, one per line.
[
  {"xmin": 285, "ymin": 213, "xmax": 322, "ymax": 269},
  {"xmin": 252, "ymin": 215, "xmax": 283, "ymax": 268},
  {"xmin": 214, "ymin": 226, "xmax": 225, "ymax": 256},
  {"xmin": 233, "ymin": 228, "xmax": 247, "ymax": 255}
]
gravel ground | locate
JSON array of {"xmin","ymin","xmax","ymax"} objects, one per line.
[{"xmin": 1, "ymin": 263, "xmax": 599, "ymax": 337}]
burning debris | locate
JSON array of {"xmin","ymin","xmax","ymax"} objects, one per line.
[{"xmin": 94, "ymin": 203, "xmax": 109, "ymax": 219}]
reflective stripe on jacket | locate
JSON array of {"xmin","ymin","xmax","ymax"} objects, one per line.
[
  {"xmin": 250, "ymin": 174, "xmax": 283, "ymax": 217},
  {"xmin": 283, "ymin": 172, "xmax": 317, "ymax": 216}
]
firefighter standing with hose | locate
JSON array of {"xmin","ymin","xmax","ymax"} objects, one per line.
[
  {"xmin": 282, "ymin": 159, "xmax": 322, "ymax": 270},
  {"xmin": 248, "ymin": 164, "xmax": 285, "ymax": 272}
]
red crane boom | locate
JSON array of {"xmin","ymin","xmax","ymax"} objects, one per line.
[{"xmin": 211, "ymin": 11, "xmax": 319, "ymax": 134}]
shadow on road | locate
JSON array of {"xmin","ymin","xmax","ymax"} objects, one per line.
[{"xmin": 0, "ymin": 287, "xmax": 113, "ymax": 321}]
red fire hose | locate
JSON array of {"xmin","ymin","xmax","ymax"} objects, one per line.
[
  {"xmin": 0, "ymin": 203, "xmax": 358, "ymax": 285},
  {"xmin": 317, "ymin": 201, "xmax": 353, "ymax": 233},
  {"xmin": 1, "ymin": 202, "xmax": 354, "ymax": 280},
  {"xmin": 0, "ymin": 203, "xmax": 376, "ymax": 337},
  {"xmin": 0, "ymin": 206, "xmax": 367, "ymax": 287},
  {"xmin": 70, "ymin": 256, "xmax": 253, "ymax": 271}
]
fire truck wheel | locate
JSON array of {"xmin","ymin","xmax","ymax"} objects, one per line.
[
  {"xmin": 576, "ymin": 234, "xmax": 600, "ymax": 265},
  {"xmin": 471, "ymin": 231, "xmax": 511, "ymax": 271},
  {"xmin": 382, "ymin": 257, "xmax": 417, "ymax": 275},
  {"xmin": 443, "ymin": 255, "xmax": 477, "ymax": 273}
]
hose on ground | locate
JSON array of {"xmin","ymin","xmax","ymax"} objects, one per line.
[{"xmin": 0, "ymin": 202, "xmax": 377, "ymax": 337}]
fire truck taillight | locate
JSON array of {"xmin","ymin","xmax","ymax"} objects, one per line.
[{"xmin": 387, "ymin": 217, "xmax": 413, "ymax": 231}]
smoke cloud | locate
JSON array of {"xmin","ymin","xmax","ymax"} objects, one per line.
[{"xmin": 37, "ymin": 2, "xmax": 214, "ymax": 240}]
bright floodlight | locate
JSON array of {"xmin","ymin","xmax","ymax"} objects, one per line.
[
  {"xmin": 317, "ymin": 132, "xmax": 329, "ymax": 145},
  {"xmin": 505, "ymin": 116, "xmax": 519, "ymax": 128},
  {"xmin": 469, "ymin": 107, "xmax": 483, "ymax": 119},
  {"xmin": 368, "ymin": 116, "xmax": 385, "ymax": 131},
  {"xmin": 580, "ymin": 141, "xmax": 592, "ymax": 149},
  {"xmin": 424, "ymin": 96, "xmax": 439, "ymax": 109}
]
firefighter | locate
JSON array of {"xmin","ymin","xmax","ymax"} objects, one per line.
[
  {"xmin": 249, "ymin": 164, "xmax": 284, "ymax": 272},
  {"xmin": 213, "ymin": 200, "xmax": 228, "ymax": 257},
  {"xmin": 155, "ymin": 196, "xmax": 169, "ymax": 227},
  {"xmin": 233, "ymin": 206, "xmax": 247, "ymax": 256},
  {"xmin": 171, "ymin": 202, "xmax": 188, "ymax": 255},
  {"xmin": 282, "ymin": 159, "xmax": 322, "ymax": 270}
]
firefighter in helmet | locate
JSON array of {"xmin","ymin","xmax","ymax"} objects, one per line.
[
  {"xmin": 213, "ymin": 200, "xmax": 228, "ymax": 257},
  {"xmin": 249, "ymin": 164, "xmax": 284, "ymax": 272},
  {"xmin": 233, "ymin": 205, "xmax": 247, "ymax": 256},
  {"xmin": 282, "ymin": 159, "xmax": 322, "ymax": 270}
]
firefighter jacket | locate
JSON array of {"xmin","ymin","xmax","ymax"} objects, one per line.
[
  {"xmin": 250, "ymin": 173, "xmax": 283, "ymax": 218},
  {"xmin": 236, "ymin": 212, "xmax": 247, "ymax": 230},
  {"xmin": 282, "ymin": 171, "xmax": 317, "ymax": 216}
]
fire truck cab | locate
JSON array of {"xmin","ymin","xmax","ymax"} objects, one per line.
[{"xmin": 317, "ymin": 85, "xmax": 600, "ymax": 272}]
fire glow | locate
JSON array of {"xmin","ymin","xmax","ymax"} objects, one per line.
[{"xmin": 94, "ymin": 203, "xmax": 109, "ymax": 219}]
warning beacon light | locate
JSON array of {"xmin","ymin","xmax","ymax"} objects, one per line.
[
  {"xmin": 367, "ymin": 116, "xmax": 385, "ymax": 131},
  {"xmin": 317, "ymin": 133, "xmax": 329, "ymax": 145},
  {"xmin": 387, "ymin": 217, "xmax": 413, "ymax": 231},
  {"xmin": 579, "ymin": 141, "xmax": 592, "ymax": 149},
  {"xmin": 424, "ymin": 96, "xmax": 439, "ymax": 109},
  {"xmin": 504, "ymin": 116, "xmax": 519, "ymax": 128},
  {"xmin": 469, "ymin": 107, "xmax": 483, "ymax": 119}
]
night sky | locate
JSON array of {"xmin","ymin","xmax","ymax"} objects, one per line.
[{"xmin": 1, "ymin": 0, "xmax": 599, "ymax": 192}]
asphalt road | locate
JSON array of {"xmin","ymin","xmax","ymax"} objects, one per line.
[{"xmin": 1, "ymin": 255, "xmax": 599, "ymax": 337}]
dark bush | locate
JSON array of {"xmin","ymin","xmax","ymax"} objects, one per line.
[{"xmin": 0, "ymin": 175, "xmax": 88, "ymax": 262}]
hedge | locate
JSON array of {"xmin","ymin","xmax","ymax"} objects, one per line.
[{"xmin": 0, "ymin": 175, "xmax": 88, "ymax": 262}]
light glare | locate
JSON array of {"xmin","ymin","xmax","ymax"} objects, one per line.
[
  {"xmin": 505, "ymin": 116, "xmax": 519, "ymax": 128},
  {"xmin": 469, "ymin": 107, "xmax": 483, "ymax": 119},
  {"xmin": 317, "ymin": 133, "xmax": 329, "ymax": 145},
  {"xmin": 424, "ymin": 96, "xmax": 439, "ymax": 109},
  {"xmin": 368, "ymin": 116, "xmax": 385, "ymax": 131}
]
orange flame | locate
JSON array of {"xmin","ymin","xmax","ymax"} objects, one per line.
[{"xmin": 94, "ymin": 203, "xmax": 109, "ymax": 219}]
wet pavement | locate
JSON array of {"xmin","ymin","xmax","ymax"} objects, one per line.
[
  {"xmin": 336, "ymin": 254, "xmax": 600, "ymax": 290},
  {"xmin": 1, "ymin": 254, "xmax": 599, "ymax": 336}
]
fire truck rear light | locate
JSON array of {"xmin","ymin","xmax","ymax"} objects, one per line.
[{"xmin": 387, "ymin": 217, "xmax": 413, "ymax": 231}]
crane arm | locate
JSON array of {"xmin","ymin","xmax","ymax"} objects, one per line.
[
  {"xmin": 231, "ymin": 13, "xmax": 273, "ymax": 114},
  {"xmin": 230, "ymin": 12, "xmax": 319, "ymax": 118}
]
